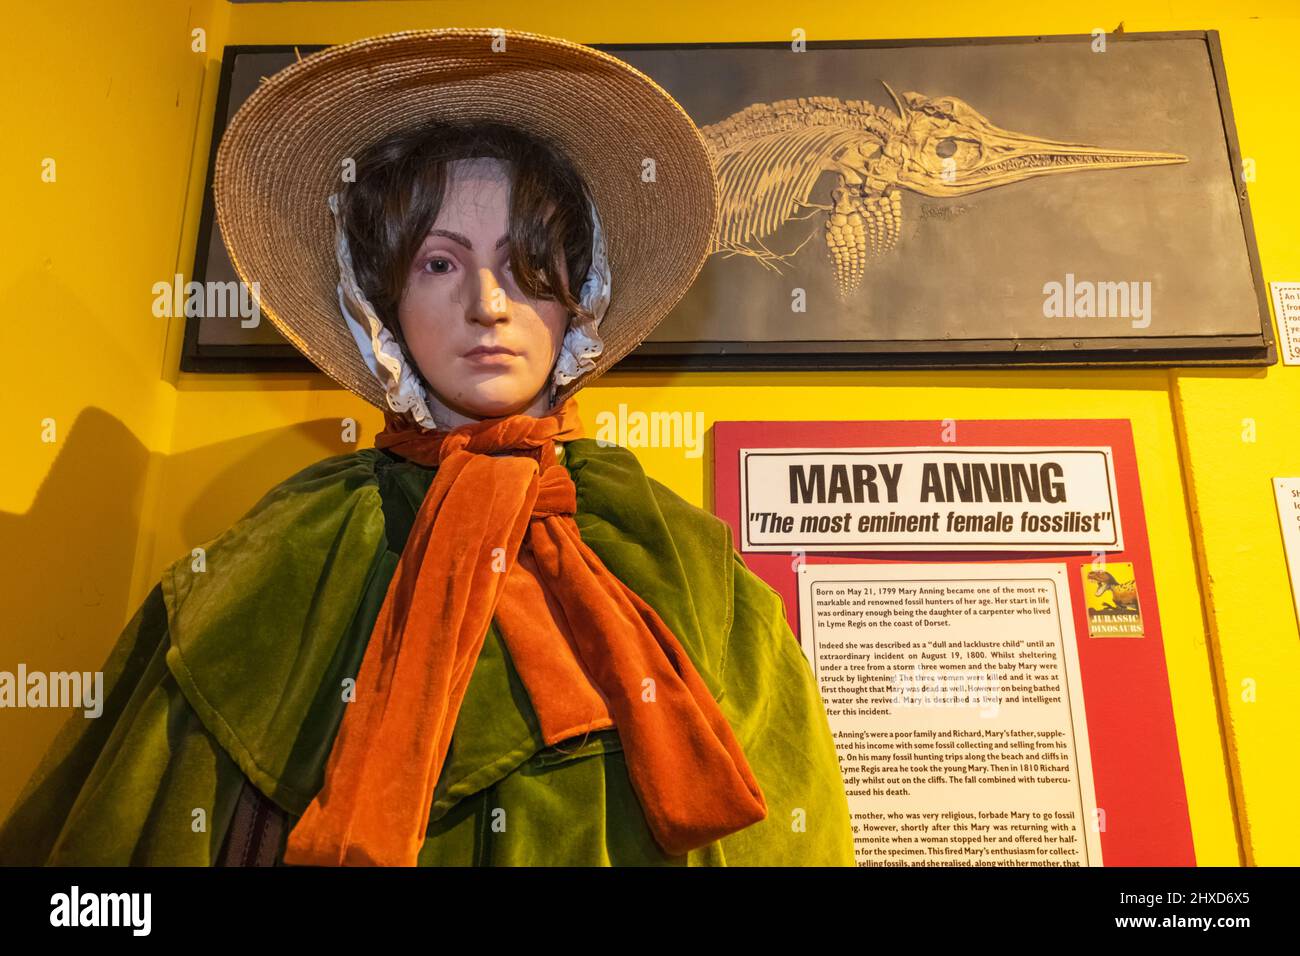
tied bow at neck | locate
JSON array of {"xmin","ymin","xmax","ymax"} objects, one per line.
[{"xmin": 282, "ymin": 397, "xmax": 766, "ymax": 866}]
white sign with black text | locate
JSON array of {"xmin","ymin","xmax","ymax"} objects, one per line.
[
  {"xmin": 1269, "ymin": 282, "xmax": 1300, "ymax": 365},
  {"xmin": 798, "ymin": 561, "xmax": 1104, "ymax": 867},
  {"xmin": 1273, "ymin": 477, "xmax": 1300, "ymax": 634},
  {"xmin": 740, "ymin": 446, "xmax": 1124, "ymax": 552}
]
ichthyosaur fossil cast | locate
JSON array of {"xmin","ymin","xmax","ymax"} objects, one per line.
[{"xmin": 698, "ymin": 84, "xmax": 1188, "ymax": 299}]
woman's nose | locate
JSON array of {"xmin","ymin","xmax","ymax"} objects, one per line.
[{"xmin": 466, "ymin": 266, "xmax": 511, "ymax": 325}]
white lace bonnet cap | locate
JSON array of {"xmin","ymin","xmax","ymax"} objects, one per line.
[{"xmin": 326, "ymin": 189, "xmax": 612, "ymax": 432}]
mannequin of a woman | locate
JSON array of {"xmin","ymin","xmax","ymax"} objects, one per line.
[{"xmin": 0, "ymin": 109, "xmax": 855, "ymax": 871}]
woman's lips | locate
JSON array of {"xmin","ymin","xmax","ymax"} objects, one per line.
[{"xmin": 463, "ymin": 347, "xmax": 518, "ymax": 366}]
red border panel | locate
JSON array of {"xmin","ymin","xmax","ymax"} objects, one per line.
[{"xmin": 714, "ymin": 419, "xmax": 1194, "ymax": 866}]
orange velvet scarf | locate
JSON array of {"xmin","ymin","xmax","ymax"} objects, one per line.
[{"xmin": 281, "ymin": 397, "xmax": 766, "ymax": 866}]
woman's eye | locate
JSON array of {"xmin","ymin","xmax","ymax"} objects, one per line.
[{"xmin": 415, "ymin": 254, "xmax": 543, "ymax": 286}]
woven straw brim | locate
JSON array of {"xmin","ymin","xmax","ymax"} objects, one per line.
[{"xmin": 212, "ymin": 27, "xmax": 719, "ymax": 410}]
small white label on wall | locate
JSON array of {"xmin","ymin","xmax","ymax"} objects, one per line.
[
  {"xmin": 1273, "ymin": 478, "xmax": 1300, "ymax": 635},
  {"xmin": 1269, "ymin": 283, "xmax": 1300, "ymax": 365}
]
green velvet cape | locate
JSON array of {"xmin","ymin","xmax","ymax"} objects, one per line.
[{"xmin": 0, "ymin": 438, "xmax": 854, "ymax": 866}]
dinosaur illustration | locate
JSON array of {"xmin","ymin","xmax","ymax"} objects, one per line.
[
  {"xmin": 1086, "ymin": 569, "xmax": 1140, "ymax": 613},
  {"xmin": 698, "ymin": 85, "xmax": 1188, "ymax": 298}
]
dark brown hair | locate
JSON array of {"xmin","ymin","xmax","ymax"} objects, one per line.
[{"xmin": 336, "ymin": 119, "xmax": 595, "ymax": 385}]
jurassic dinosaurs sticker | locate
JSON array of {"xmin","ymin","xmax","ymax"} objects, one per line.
[{"xmin": 1080, "ymin": 561, "xmax": 1145, "ymax": 638}]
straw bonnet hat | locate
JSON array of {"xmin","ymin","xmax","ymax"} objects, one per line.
[{"xmin": 212, "ymin": 27, "xmax": 718, "ymax": 417}]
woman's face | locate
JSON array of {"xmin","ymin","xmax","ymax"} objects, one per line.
[{"xmin": 397, "ymin": 156, "xmax": 571, "ymax": 426}]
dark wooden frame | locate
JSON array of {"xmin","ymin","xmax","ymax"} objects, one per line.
[
  {"xmin": 182, "ymin": 30, "xmax": 1274, "ymax": 377},
  {"xmin": 182, "ymin": 43, "xmax": 328, "ymax": 374}
]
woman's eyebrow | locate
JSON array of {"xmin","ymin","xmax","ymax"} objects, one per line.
[{"xmin": 426, "ymin": 229, "xmax": 509, "ymax": 251}]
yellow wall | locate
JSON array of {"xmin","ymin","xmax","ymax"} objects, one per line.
[
  {"xmin": 0, "ymin": 0, "xmax": 229, "ymax": 827},
  {"xmin": 4, "ymin": 0, "xmax": 1297, "ymax": 865}
]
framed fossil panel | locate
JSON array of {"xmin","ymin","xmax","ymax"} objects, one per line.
[
  {"xmin": 183, "ymin": 31, "xmax": 1273, "ymax": 377},
  {"xmin": 608, "ymin": 30, "xmax": 1274, "ymax": 369}
]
